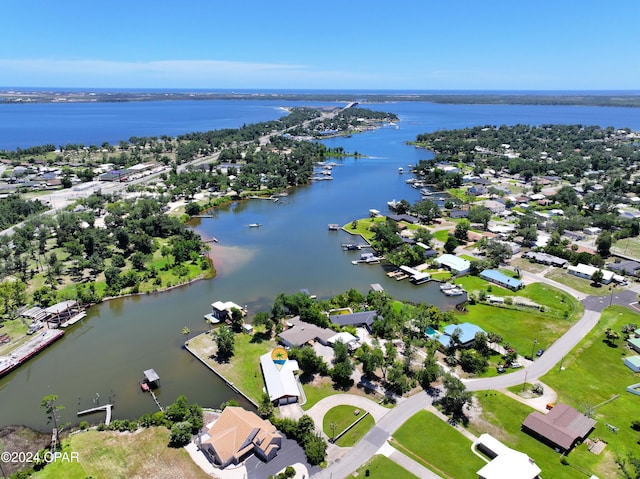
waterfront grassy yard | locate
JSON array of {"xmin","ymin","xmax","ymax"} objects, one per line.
[
  {"xmin": 342, "ymin": 216, "xmax": 387, "ymax": 241},
  {"xmin": 392, "ymin": 410, "xmax": 485, "ymax": 478},
  {"xmin": 187, "ymin": 329, "xmax": 277, "ymax": 404},
  {"xmin": 322, "ymin": 405, "xmax": 375, "ymax": 447},
  {"xmin": 33, "ymin": 427, "xmax": 211, "ymax": 479},
  {"xmin": 355, "ymin": 455, "xmax": 419, "ymax": 479}
]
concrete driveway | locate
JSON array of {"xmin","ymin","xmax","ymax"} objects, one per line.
[{"xmin": 245, "ymin": 437, "xmax": 320, "ymax": 479}]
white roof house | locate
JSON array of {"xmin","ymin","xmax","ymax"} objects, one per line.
[
  {"xmin": 475, "ymin": 433, "xmax": 541, "ymax": 479},
  {"xmin": 435, "ymin": 254, "xmax": 471, "ymax": 274},
  {"xmin": 567, "ymin": 264, "xmax": 614, "ymax": 284},
  {"xmin": 259, "ymin": 352, "xmax": 300, "ymax": 405}
]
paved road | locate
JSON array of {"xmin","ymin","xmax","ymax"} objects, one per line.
[{"xmin": 311, "ymin": 276, "xmax": 640, "ymax": 479}]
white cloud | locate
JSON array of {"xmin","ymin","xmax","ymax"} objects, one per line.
[{"xmin": 0, "ymin": 58, "xmax": 323, "ymax": 88}]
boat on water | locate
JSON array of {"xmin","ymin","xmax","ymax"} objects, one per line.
[
  {"xmin": 248, "ymin": 223, "xmax": 261, "ymax": 228},
  {"xmin": 140, "ymin": 381, "xmax": 149, "ymax": 392},
  {"xmin": 440, "ymin": 282, "xmax": 456, "ymax": 291},
  {"xmin": 442, "ymin": 288, "xmax": 465, "ymax": 296},
  {"xmin": 398, "ymin": 167, "xmax": 404, "ymax": 174},
  {"xmin": 387, "ymin": 199, "xmax": 400, "ymax": 210}
]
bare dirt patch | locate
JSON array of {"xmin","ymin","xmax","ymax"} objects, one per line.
[{"xmin": 0, "ymin": 425, "xmax": 50, "ymax": 476}]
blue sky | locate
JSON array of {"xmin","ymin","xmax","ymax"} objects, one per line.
[{"xmin": 2, "ymin": 0, "xmax": 639, "ymax": 90}]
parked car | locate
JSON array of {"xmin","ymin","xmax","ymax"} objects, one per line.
[
  {"xmin": 496, "ymin": 366, "xmax": 506, "ymax": 374},
  {"xmin": 510, "ymin": 362, "xmax": 523, "ymax": 368},
  {"xmin": 536, "ymin": 348, "xmax": 544, "ymax": 357}
]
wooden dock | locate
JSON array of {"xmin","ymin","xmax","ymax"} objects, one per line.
[
  {"xmin": 150, "ymin": 391, "xmax": 164, "ymax": 412},
  {"xmin": 78, "ymin": 404, "xmax": 113, "ymax": 426}
]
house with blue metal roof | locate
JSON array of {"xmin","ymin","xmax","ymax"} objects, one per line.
[
  {"xmin": 480, "ymin": 269, "xmax": 523, "ymax": 291},
  {"xmin": 437, "ymin": 322, "xmax": 486, "ymax": 348}
]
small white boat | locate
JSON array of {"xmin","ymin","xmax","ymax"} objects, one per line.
[
  {"xmin": 443, "ymin": 288, "xmax": 465, "ymax": 296},
  {"xmin": 248, "ymin": 223, "xmax": 261, "ymax": 228},
  {"xmin": 398, "ymin": 167, "xmax": 404, "ymax": 174}
]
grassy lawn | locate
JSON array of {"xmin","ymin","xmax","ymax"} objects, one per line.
[
  {"xmin": 544, "ymin": 268, "xmax": 611, "ymax": 296},
  {"xmin": 612, "ymin": 237, "xmax": 640, "ymax": 260},
  {"xmin": 542, "ymin": 305, "xmax": 640, "ymax": 476},
  {"xmin": 186, "ymin": 329, "xmax": 277, "ymax": 404},
  {"xmin": 33, "ymin": 427, "xmax": 211, "ymax": 479},
  {"xmin": 392, "ymin": 410, "xmax": 485, "ymax": 479},
  {"xmin": 323, "ymin": 405, "xmax": 375, "ymax": 447},
  {"xmin": 432, "ymin": 229, "xmax": 451, "ymax": 243},
  {"xmin": 510, "ymin": 257, "xmax": 549, "ymax": 274},
  {"xmin": 470, "ymin": 391, "xmax": 618, "ymax": 479},
  {"xmin": 342, "ymin": 216, "xmax": 386, "ymax": 242},
  {"xmin": 0, "ymin": 318, "xmax": 29, "ymax": 355},
  {"xmin": 301, "ymin": 376, "xmax": 344, "ymax": 410},
  {"xmin": 428, "ymin": 270, "xmax": 452, "ymax": 281},
  {"xmin": 355, "ymin": 454, "xmax": 419, "ymax": 479},
  {"xmin": 454, "ymin": 303, "xmax": 574, "ymax": 355}
]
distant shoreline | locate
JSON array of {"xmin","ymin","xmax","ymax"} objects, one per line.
[{"xmin": 2, "ymin": 89, "xmax": 640, "ymax": 107}]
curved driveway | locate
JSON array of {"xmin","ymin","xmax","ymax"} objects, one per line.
[{"xmin": 312, "ymin": 281, "xmax": 630, "ymax": 479}]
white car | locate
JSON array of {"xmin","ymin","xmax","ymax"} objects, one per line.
[{"xmin": 510, "ymin": 362, "xmax": 523, "ymax": 368}]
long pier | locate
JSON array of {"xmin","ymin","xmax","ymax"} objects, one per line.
[
  {"xmin": 149, "ymin": 390, "xmax": 164, "ymax": 412},
  {"xmin": 78, "ymin": 404, "xmax": 113, "ymax": 426}
]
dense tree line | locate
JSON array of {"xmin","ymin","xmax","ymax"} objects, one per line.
[{"xmin": 0, "ymin": 195, "xmax": 48, "ymax": 230}]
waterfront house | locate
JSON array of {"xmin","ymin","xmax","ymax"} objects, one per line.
[
  {"xmin": 521, "ymin": 404, "xmax": 596, "ymax": 453},
  {"xmin": 329, "ymin": 310, "xmax": 378, "ymax": 332},
  {"xmin": 434, "ymin": 254, "xmax": 471, "ymax": 275},
  {"xmin": 259, "ymin": 352, "xmax": 300, "ymax": 405},
  {"xmin": 200, "ymin": 406, "xmax": 282, "ymax": 467},
  {"xmin": 278, "ymin": 316, "xmax": 334, "ymax": 348},
  {"xmin": 387, "ymin": 213, "xmax": 420, "ymax": 224}
]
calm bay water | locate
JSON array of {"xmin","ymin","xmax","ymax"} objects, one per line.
[{"xmin": 2, "ymin": 99, "xmax": 640, "ymax": 429}]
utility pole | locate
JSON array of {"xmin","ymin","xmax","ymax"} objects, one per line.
[
  {"xmin": 522, "ymin": 370, "xmax": 528, "ymax": 392},
  {"xmin": 531, "ymin": 338, "xmax": 538, "ymax": 360}
]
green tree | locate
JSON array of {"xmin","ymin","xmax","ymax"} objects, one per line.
[
  {"xmin": 440, "ymin": 373, "xmax": 472, "ymax": 417},
  {"xmin": 417, "ymin": 356, "xmax": 441, "ymax": 390},
  {"xmin": 591, "ymin": 269, "xmax": 604, "ymax": 286},
  {"xmin": 253, "ymin": 311, "xmax": 274, "ymax": 336},
  {"xmin": 330, "ymin": 359, "xmax": 354, "ymax": 389},
  {"xmin": 185, "ymin": 202, "xmax": 201, "ymax": 216},
  {"xmin": 468, "ymin": 206, "xmax": 492, "ymax": 230},
  {"xmin": 454, "ymin": 219, "xmax": 470, "ymax": 242},
  {"xmin": 258, "ymin": 391, "xmax": 274, "ymax": 418},
  {"xmin": 230, "ymin": 307, "xmax": 244, "ymax": 332},
  {"xmin": 41, "ymin": 394, "xmax": 64, "ymax": 447},
  {"xmin": 304, "ymin": 433, "xmax": 327, "ymax": 465},
  {"xmin": 444, "ymin": 236, "xmax": 459, "ymax": 254},
  {"xmin": 169, "ymin": 421, "xmax": 193, "ymax": 447},
  {"xmin": 214, "ymin": 326, "xmax": 235, "ymax": 361},
  {"xmin": 596, "ymin": 231, "xmax": 612, "ymax": 257}
]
